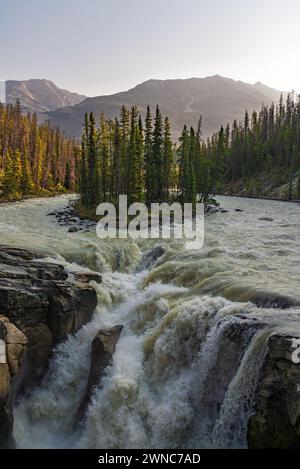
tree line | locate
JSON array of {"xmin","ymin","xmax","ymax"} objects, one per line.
[
  {"xmin": 79, "ymin": 105, "xmax": 208, "ymax": 209},
  {"xmin": 79, "ymin": 94, "xmax": 300, "ymax": 211},
  {"xmin": 203, "ymin": 93, "xmax": 300, "ymax": 199},
  {"xmin": 4, "ymin": 93, "xmax": 300, "ymax": 205},
  {"xmin": 0, "ymin": 100, "xmax": 77, "ymax": 200}
]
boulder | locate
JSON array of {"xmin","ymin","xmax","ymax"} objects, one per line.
[
  {"xmin": 73, "ymin": 271, "xmax": 102, "ymax": 284},
  {"xmin": 75, "ymin": 325, "xmax": 123, "ymax": 426},
  {"xmin": 141, "ymin": 245, "xmax": 166, "ymax": 270},
  {"xmin": 204, "ymin": 203, "xmax": 221, "ymax": 214},
  {"xmin": 68, "ymin": 227, "xmax": 78, "ymax": 233},
  {"xmin": 248, "ymin": 334, "xmax": 300, "ymax": 448},
  {"xmin": 258, "ymin": 217, "xmax": 274, "ymax": 222},
  {"xmin": 0, "ymin": 316, "xmax": 27, "ymax": 449}
]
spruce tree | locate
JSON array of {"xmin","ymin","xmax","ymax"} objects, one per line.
[
  {"xmin": 177, "ymin": 125, "xmax": 189, "ymax": 201},
  {"xmin": 3, "ymin": 149, "xmax": 22, "ymax": 199},
  {"xmin": 297, "ymin": 167, "xmax": 300, "ymax": 199},
  {"xmin": 120, "ymin": 106, "xmax": 130, "ymax": 194},
  {"xmin": 152, "ymin": 105, "xmax": 163, "ymax": 201},
  {"xmin": 112, "ymin": 118, "xmax": 121, "ymax": 201},
  {"xmin": 64, "ymin": 161, "xmax": 71, "ymax": 190},
  {"xmin": 144, "ymin": 105, "xmax": 153, "ymax": 205},
  {"xmin": 163, "ymin": 116, "xmax": 173, "ymax": 201},
  {"xmin": 127, "ymin": 106, "xmax": 138, "ymax": 204},
  {"xmin": 20, "ymin": 151, "xmax": 34, "ymax": 195}
]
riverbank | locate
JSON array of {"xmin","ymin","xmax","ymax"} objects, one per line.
[
  {"xmin": 0, "ymin": 189, "xmax": 76, "ymax": 205},
  {"xmin": 221, "ymin": 193, "xmax": 300, "ymax": 203},
  {"xmin": 221, "ymin": 169, "xmax": 300, "ymax": 202}
]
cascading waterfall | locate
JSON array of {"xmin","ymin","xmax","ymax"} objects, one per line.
[
  {"xmin": 0, "ymin": 195, "xmax": 299, "ymax": 448},
  {"xmin": 211, "ymin": 328, "xmax": 270, "ymax": 448},
  {"xmin": 13, "ymin": 270, "xmax": 275, "ymax": 449}
]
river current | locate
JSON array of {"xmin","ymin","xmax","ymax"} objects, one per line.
[{"xmin": 0, "ymin": 195, "xmax": 299, "ymax": 448}]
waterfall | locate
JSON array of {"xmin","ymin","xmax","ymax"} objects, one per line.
[
  {"xmin": 14, "ymin": 267, "xmax": 273, "ymax": 449},
  {"xmin": 0, "ymin": 195, "xmax": 298, "ymax": 449}
]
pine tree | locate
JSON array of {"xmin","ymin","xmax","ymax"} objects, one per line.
[
  {"xmin": 135, "ymin": 115, "xmax": 144, "ymax": 202},
  {"xmin": 152, "ymin": 106, "xmax": 163, "ymax": 201},
  {"xmin": 3, "ymin": 149, "xmax": 22, "ymax": 199},
  {"xmin": 99, "ymin": 113, "xmax": 110, "ymax": 202},
  {"xmin": 297, "ymin": 167, "xmax": 300, "ymax": 199},
  {"xmin": 20, "ymin": 151, "xmax": 34, "ymax": 195},
  {"xmin": 87, "ymin": 112, "xmax": 98, "ymax": 205},
  {"xmin": 127, "ymin": 107, "xmax": 139, "ymax": 204},
  {"xmin": 194, "ymin": 116, "xmax": 202, "ymax": 196},
  {"xmin": 64, "ymin": 161, "xmax": 71, "ymax": 190},
  {"xmin": 163, "ymin": 116, "xmax": 173, "ymax": 201},
  {"xmin": 112, "ymin": 118, "xmax": 121, "ymax": 201},
  {"xmin": 79, "ymin": 114, "xmax": 89, "ymax": 204},
  {"xmin": 187, "ymin": 127, "xmax": 196, "ymax": 204},
  {"xmin": 144, "ymin": 106, "xmax": 153, "ymax": 205},
  {"xmin": 120, "ymin": 106, "xmax": 130, "ymax": 194},
  {"xmin": 177, "ymin": 125, "xmax": 189, "ymax": 200}
]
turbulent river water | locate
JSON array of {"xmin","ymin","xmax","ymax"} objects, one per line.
[{"xmin": 0, "ymin": 195, "xmax": 300, "ymax": 448}]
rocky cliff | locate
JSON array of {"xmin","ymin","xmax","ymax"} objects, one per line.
[
  {"xmin": 248, "ymin": 333, "xmax": 300, "ymax": 448},
  {"xmin": 0, "ymin": 245, "xmax": 99, "ymax": 448}
]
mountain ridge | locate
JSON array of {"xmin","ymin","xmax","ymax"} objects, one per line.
[
  {"xmin": 46, "ymin": 75, "xmax": 283, "ymax": 138},
  {"xmin": 5, "ymin": 76, "xmax": 283, "ymax": 138},
  {"xmin": 5, "ymin": 78, "xmax": 86, "ymax": 116}
]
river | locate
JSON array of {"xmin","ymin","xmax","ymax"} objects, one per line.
[{"xmin": 0, "ymin": 195, "xmax": 299, "ymax": 448}]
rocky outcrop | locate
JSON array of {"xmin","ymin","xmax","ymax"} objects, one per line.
[
  {"xmin": 72, "ymin": 272, "xmax": 102, "ymax": 284},
  {"xmin": 0, "ymin": 316, "xmax": 27, "ymax": 449},
  {"xmin": 75, "ymin": 325, "xmax": 123, "ymax": 426},
  {"xmin": 140, "ymin": 246, "xmax": 166, "ymax": 270},
  {"xmin": 47, "ymin": 203, "xmax": 97, "ymax": 233},
  {"xmin": 248, "ymin": 333, "xmax": 300, "ymax": 448},
  {"xmin": 0, "ymin": 245, "xmax": 99, "ymax": 448},
  {"xmin": 204, "ymin": 203, "xmax": 221, "ymax": 214},
  {"xmin": 0, "ymin": 245, "xmax": 98, "ymax": 393}
]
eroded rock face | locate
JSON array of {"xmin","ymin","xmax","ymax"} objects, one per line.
[
  {"xmin": 0, "ymin": 245, "xmax": 98, "ymax": 393},
  {"xmin": 75, "ymin": 325, "xmax": 123, "ymax": 426},
  {"xmin": 0, "ymin": 245, "xmax": 99, "ymax": 448},
  {"xmin": 248, "ymin": 334, "xmax": 300, "ymax": 448},
  {"xmin": 0, "ymin": 316, "xmax": 27, "ymax": 449}
]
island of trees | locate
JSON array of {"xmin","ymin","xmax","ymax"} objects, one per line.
[{"xmin": 78, "ymin": 105, "xmax": 201, "ymax": 211}]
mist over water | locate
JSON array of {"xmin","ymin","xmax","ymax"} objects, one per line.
[{"xmin": 1, "ymin": 195, "xmax": 300, "ymax": 448}]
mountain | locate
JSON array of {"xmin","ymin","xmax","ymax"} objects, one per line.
[
  {"xmin": 46, "ymin": 75, "xmax": 283, "ymax": 139},
  {"xmin": 5, "ymin": 79, "xmax": 86, "ymax": 116}
]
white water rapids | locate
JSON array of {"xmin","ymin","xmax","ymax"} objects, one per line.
[{"xmin": 0, "ymin": 195, "xmax": 299, "ymax": 448}]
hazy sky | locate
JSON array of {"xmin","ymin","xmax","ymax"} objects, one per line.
[{"xmin": 1, "ymin": 0, "xmax": 299, "ymax": 96}]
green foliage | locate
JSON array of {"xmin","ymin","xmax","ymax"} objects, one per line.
[
  {"xmin": 297, "ymin": 167, "xmax": 300, "ymax": 199},
  {"xmin": 79, "ymin": 93, "xmax": 300, "ymax": 210},
  {"xmin": 206, "ymin": 93, "xmax": 300, "ymax": 199},
  {"xmin": 78, "ymin": 105, "xmax": 206, "ymax": 210},
  {"xmin": 3, "ymin": 149, "xmax": 22, "ymax": 199},
  {"xmin": 0, "ymin": 101, "xmax": 76, "ymax": 200}
]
